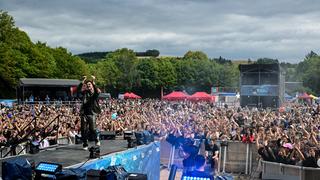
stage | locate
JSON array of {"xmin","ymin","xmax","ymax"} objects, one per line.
[{"xmin": 0, "ymin": 139, "xmax": 128, "ymax": 176}]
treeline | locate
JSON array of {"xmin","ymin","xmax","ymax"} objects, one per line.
[
  {"xmin": 89, "ymin": 49, "xmax": 239, "ymax": 97},
  {"xmin": 77, "ymin": 49, "xmax": 160, "ymax": 63},
  {"xmin": 0, "ymin": 11, "xmax": 87, "ymax": 98},
  {"xmin": 1, "ymin": 11, "xmax": 320, "ymax": 98}
]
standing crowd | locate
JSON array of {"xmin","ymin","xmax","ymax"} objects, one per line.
[{"xmin": 0, "ymin": 99, "xmax": 319, "ymax": 168}]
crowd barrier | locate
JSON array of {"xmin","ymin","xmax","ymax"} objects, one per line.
[
  {"xmin": 262, "ymin": 160, "xmax": 320, "ymax": 180},
  {"xmin": 219, "ymin": 141, "xmax": 259, "ymax": 175},
  {"xmin": 160, "ymin": 140, "xmax": 260, "ymax": 176}
]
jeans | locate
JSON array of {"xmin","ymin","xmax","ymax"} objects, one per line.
[{"xmin": 80, "ymin": 114, "xmax": 98, "ymax": 147}]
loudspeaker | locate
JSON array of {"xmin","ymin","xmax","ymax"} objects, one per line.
[
  {"xmin": 105, "ymin": 165, "xmax": 128, "ymax": 180},
  {"xmin": 2, "ymin": 158, "xmax": 32, "ymax": 180},
  {"xmin": 87, "ymin": 169, "xmax": 106, "ymax": 180},
  {"xmin": 134, "ymin": 132, "xmax": 144, "ymax": 145},
  {"xmin": 123, "ymin": 131, "xmax": 134, "ymax": 140},
  {"xmin": 30, "ymin": 141, "xmax": 40, "ymax": 154},
  {"xmin": 127, "ymin": 137, "xmax": 137, "ymax": 148},
  {"xmin": 56, "ymin": 168, "xmax": 87, "ymax": 180},
  {"xmin": 100, "ymin": 131, "xmax": 116, "ymax": 140},
  {"xmin": 126, "ymin": 173, "xmax": 147, "ymax": 180},
  {"xmin": 89, "ymin": 146, "xmax": 100, "ymax": 159}
]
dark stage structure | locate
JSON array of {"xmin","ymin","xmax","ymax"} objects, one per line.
[
  {"xmin": 239, "ymin": 64, "xmax": 284, "ymax": 108},
  {"xmin": 17, "ymin": 78, "xmax": 80, "ymax": 103}
]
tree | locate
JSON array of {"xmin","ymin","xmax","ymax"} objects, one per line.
[
  {"xmin": 93, "ymin": 60, "xmax": 121, "ymax": 91},
  {"xmin": 305, "ymin": 50, "xmax": 318, "ymax": 60},
  {"xmin": 183, "ymin": 50, "xmax": 208, "ymax": 60},
  {"xmin": 146, "ymin": 49, "xmax": 160, "ymax": 57},
  {"xmin": 297, "ymin": 54, "xmax": 320, "ymax": 94},
  {"xmin": 135, "ymin": 58, "xmax": 158, "ymax": 89},
  {"xmin": 255, "ymin": 58, "xmax": 279, "ymax": 64},
  {"xmin": 104, "ymin": 48, "xmax": 137, "ymax": 91}
]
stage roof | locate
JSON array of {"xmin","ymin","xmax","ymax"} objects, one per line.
[{"xmin": 19, "ymin": 78, "xmax": 80, "ymax": 87}]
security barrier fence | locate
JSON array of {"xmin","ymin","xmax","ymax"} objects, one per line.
[
  {"xmin": 262, "ymin": 160, "xmax": 320, "ymax": 180},
  {"xmin": 161, "ymin": 140, "xmax": 320, "ymax": 179}
]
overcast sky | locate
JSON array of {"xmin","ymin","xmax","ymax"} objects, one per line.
[{"xmin": 1, "ymin": 0, "xmax": 320, "ymax": 62}]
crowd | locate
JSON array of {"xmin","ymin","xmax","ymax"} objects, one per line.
[{"xmin": 0, "ymin": 99, "xmax": 319, "ymax": 169}]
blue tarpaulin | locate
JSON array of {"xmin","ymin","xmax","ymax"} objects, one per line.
[
  {"xmin": 71, "ymin": 142, "xmax": 160, "ymax": 180},
  {"xmin": 0, "ymin": 99, "xmax": 17, "ymax": 108}
]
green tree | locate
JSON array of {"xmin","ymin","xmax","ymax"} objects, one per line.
[
  {"xmin": 297, "ymin": 54, "xmax": 320, "ymax": 94},
  {"xmin": 135, "ymin": 58, "xmax": 158, "ymax": 89},
  {"xmin": 255, "ymin": 58, "xmax": 279, "ymax": 64},
  {"xmin": 93, "ymin": 60, "xmax": 121, "ymax": 91},
  {"xmin": 183, "ymin": 50, "xmax": 208, "ymax": 60},
  {"xmin": 104, "ymin": 48, "xmax": 137, "ymax": 91},
  {"xmin": 156, "ymin": 58, "xmax": 177, "ymax": 88}
]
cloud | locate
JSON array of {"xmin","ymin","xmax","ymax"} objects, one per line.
[{"xmin": 1, "ymin": 0, "xmax": 320, "ymax": 62}]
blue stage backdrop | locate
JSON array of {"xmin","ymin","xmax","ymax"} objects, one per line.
[{"xmin": 70, "ymin": 142, "xmax": 160, "ymax": 180}]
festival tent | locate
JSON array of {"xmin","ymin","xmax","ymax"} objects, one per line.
[
  {"xmin": 188, "ymin": 92, "xmax": 215, "ymax": 101},
  {"xmin": 124, "ymin": 92, "xmax": 141, "ymax": 99},
  {"xmin": 298, "ymin": 92, "xmax": 311, "ymax": 99},
  {"xmin": 162, "ymin": 91, "xmax": 189, "ymax": 100},
  {"xmin": 309, "ymin": 94, "xmax": 318, "ymax": 100},
  {"xmin": 284, "ymin": 93, "xmax": 294, "ymax": 100}
]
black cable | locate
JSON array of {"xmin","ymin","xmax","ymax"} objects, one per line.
[{"xmin": 74, "ymin": 157, "xmax": 91, "ymax": 169}]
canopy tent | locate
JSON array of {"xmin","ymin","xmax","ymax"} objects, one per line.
[
  {"xmin": 162, "ymin": 91, "xmax": 189, "ymax": 100},
  {"xmin": 309, "ymin": 94, "xmax": 318, "ymax": 100},
  {"xmin": 218, "ymin": 92, "xmax": 237, "ymax": 96},
  {"xmin": 188, "ymin": 92, "xmax": 215, "ymax": 101},
  {"xmin": 124, "ymin": 92, "xmax": 141, "ymax": 99},
  {"xmin": 298, "ymin": 92, "xmax": 311, "ymax": 99},
  {"xmin": 284, "ymin": 93, "xmax": 294, "ymax": 100}
]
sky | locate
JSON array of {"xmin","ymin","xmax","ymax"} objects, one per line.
[{"xmin": 1, "ymin": 0, "xmax": 320, "ymax": 63}]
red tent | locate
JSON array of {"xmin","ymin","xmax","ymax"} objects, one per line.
[
  {"xmin": 162, "ymin": 91, "xmax": 189, "ymax": 100},
  {"xmin": 124, "ymin": 92, "xmax": 141, "ymax": 99},
  {"xmin": 189, "ymin": 92, "xmax": 215, "ymax": 101},
  {"xmin": 298, "ymin": 92, "xmax": 311, "ymax": 99}
]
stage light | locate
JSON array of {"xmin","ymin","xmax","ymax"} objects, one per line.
[
  {"xmin": 181, "ymin": 176, "xmax": 211, "ymax": 180},
  {"xmin": 34, "ymin": 162, "xmax": 62, "ymax": 180},
  {"xmin": 35, "ymin": 162, "xmax": 62, "ymax": 174}
]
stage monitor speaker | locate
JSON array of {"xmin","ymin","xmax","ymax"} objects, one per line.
[
  {"xmin": 134, "ymin": 132, "xmax": 144, "ymax": 145},
  {"xmin": 123, "ymin": 131, "xmax": 134, "ymax": 140},
  {"xmin": 105, "ymin": 165, "xmax": 128, "ymax": 180},
  {"xmin": 127, "ymin": 137, "xmax": 137, "ymax": 148},
  {"xmin": 89, "ymin": 146, "xmax": 100, "ymax": 159},
  {"xmin": 87, "ymin": 169, "xmax": 106, "ymax": 180},
  {"xmin": 100, "ymin": 131, "xmax": 116, "ymax": 140},
  {"xmin": 2, "ymin": 158, "xmax": 32, "ymax": 180},
  {"xmin": 56, "ymin": 168, "xmax": 87, "ymax": 180},
  {"xmin": 127, "ymin": 173, "xmax": 147, "ymax": 180}
]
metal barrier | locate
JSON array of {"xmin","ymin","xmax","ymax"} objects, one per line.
[
  {"xmin": 262, "ymin": 160, "xmax": 320, "ymax": 180},
  {"xmin": 160, "ymin": 140, "xmax": 260, "ymax": 176},
  {"xmin": 219, "ymin": 141, "xmax": 259, "ymax": 175}
]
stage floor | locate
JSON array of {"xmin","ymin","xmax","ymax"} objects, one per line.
[{"xmin": 0, "ymin": 139, "xmax": 128, "ymax": 176}]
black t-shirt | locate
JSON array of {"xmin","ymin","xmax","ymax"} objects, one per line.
[
  {"xmin": 183, "ymin": 155, "xmax": 195, "ymax": 168},
  {"xmin": 302, "ymin": 156, "xmax": 318, "ymax": 168}
]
